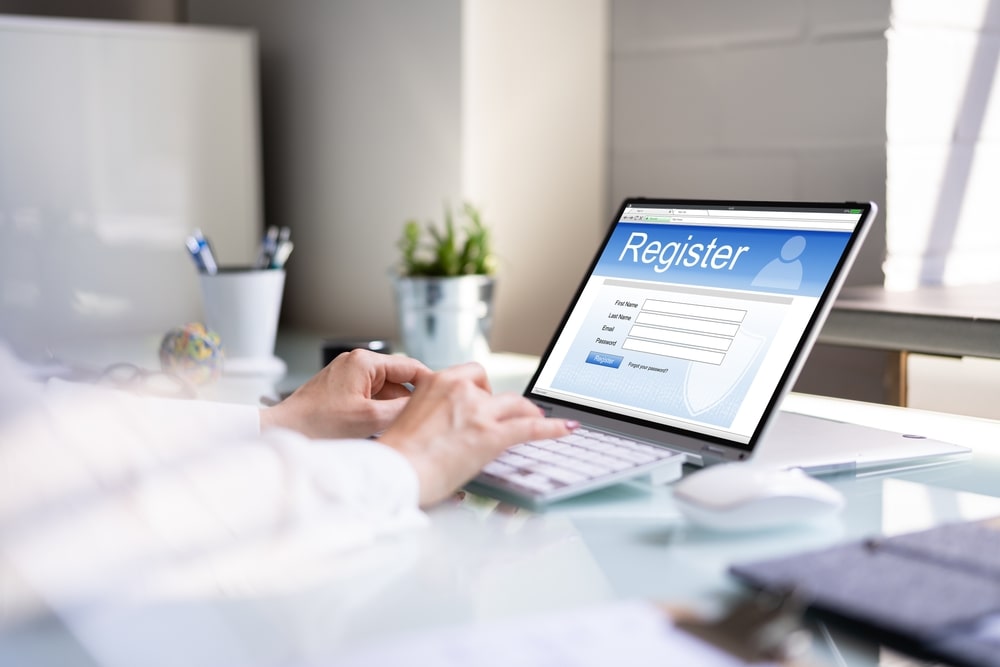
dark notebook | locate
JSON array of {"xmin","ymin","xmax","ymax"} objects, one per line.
[{"xmin": 730, "ymin": 517, "xmax": 1000, "ymax": 667}]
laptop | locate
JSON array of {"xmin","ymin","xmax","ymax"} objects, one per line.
[{"xmin": 467, "ymin": 198, "xmax": 969, "ymax": 508}]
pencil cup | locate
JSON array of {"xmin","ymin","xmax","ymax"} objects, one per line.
[{"xmin": 198, "ymin": 268, "xmax": 286, "ymax": 375}]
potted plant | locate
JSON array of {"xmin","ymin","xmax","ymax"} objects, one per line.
[{"xmin": 393, "ymin": 202, "xmax": 497, "ymax": 369}]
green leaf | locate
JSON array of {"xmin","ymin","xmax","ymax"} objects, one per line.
[{"xmin": 396, "ymin": 201, "xmax": 495, "ymax": 277}]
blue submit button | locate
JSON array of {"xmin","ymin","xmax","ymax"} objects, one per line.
[{"xmin": 586, "ymin": 351, "xmax": 624, "ymax": 369}]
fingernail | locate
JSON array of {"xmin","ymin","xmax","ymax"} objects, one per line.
[{"xmin": 565, "ymin": 420, "xmax": 580, "ymax": 430}]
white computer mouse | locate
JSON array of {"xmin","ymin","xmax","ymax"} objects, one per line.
[{"xmin": 671, "ymin": 462, "xmax": 845, "ymax": 532}]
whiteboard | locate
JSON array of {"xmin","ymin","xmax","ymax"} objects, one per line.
[{"xmin": 0, "ymin": 16, "xmax": 261, "ymax": 358}]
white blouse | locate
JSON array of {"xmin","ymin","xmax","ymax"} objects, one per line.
[{"xmin": 0, "ymin": 354, "xmax": 428, "ymax": 609}]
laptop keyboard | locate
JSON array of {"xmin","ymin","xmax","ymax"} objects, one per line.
[{"xmin": 474, "ymin": 427, "xmax": 684, "ymax": 506}]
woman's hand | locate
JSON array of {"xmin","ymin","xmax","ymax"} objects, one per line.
[
  {"xmin": 376, "ymin": 362, "xmax": 577, "ymax": 506},
  {"xmin": 260, "ymin": 350, "xmax": 430, "ymax": 439}
]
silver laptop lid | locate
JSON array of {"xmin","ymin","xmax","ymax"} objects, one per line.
[{"xmin": 524, "ymin": 198, "xmax": 877, "ymax": 466}]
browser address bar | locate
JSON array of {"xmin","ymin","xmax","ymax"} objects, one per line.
[
  {"xmin": 622, "ymin": 214, "xmax": 858, "ymax": 231},
  {"xmin": 624, "ymin": 208, "xmax": 860, "ymax": 221}
]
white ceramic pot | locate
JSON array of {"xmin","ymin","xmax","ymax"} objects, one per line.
[{"xmin": 393, "ymin": 275, "xmax": 495, "ymax": 369}]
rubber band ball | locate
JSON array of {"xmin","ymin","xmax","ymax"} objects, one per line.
[{"xmin": 159, "ymin": 322, "xmax": 224, "ymax": 385}]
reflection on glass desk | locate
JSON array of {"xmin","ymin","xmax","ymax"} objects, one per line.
[{"xmin": 4, "ymin": 336, "xmax": 1000, "ymax": 667}]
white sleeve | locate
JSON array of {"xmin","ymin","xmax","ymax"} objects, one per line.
[
  {"xmin": 43, "ymin": 377, "xmax": 263, "ymax": 442},
  {"xmin": 0, "ymin": 380, "xmax": 428, "ymax": 603}
]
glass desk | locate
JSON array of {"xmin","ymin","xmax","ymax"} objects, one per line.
[
  {"xmin": 3, "ymin": 342, "xmax": 999, "ymax": 667},
  {"xmin": 235, "ymin": 390, "xmax": 1000, "ymax": 666}
]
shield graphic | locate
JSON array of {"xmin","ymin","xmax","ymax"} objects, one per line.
[{"xmin": 683, "ymin": 329, "xmax": 766, "ymax": 416}]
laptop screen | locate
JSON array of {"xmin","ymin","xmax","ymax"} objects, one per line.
[{"xmin": 526, "ymin": 199, "xmax": 872, "ymax": 452}]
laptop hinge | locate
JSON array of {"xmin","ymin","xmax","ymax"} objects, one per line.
[{"xmin": 700, "ymin": 444, "xmax": 744, "ymax": 466}]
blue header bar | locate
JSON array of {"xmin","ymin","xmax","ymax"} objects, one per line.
[{"xmin": 594, "ymin": 223, "xmax": 853, "ymax": 297}]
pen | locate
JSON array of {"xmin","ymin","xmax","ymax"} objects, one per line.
[
  {"xmin": 192, "ymin": 229, "xmax": 218, "ymax": 275},
  {"xmin": 256, "ymin": 225, "xmax": 280, "ymax": 269},
  {"xmin": 185, "ymin": 235, "xmax": 207, "ymax": 272},
  {"xmin": 270, "ymin": 240, "xmax": 294, "ymax": 269}
]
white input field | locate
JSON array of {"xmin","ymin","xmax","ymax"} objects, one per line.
[
  {"xmin": 628, "ymin": 325, "xmax": 732, "ymax": 351},
  {"xmin": 643, "ymin": 299, "xmax": 746, "ymax": 323},
  {"xmin": 635, "ymin": 311, "xmax": 740, "ymax": 337},
  {"xmin": 623, "ymin": 337, "xmax": 725, "ymax": 365}
]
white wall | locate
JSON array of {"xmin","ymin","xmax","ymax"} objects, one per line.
[
  {"xmin": 462, "ymin": 0, "xmax": 608, "ymax": 354},
  {"xmin": 884, "ymin": 0, "xmax": 1000, "ymax": 288},
  {"xmin": 610, "ymin": 0, "xmax": 890, "ymax": 287}
]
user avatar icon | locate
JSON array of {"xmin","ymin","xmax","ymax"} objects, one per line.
[{"xmin": 751, "ymin": 235, "xmax": 806, "ymax": 290}]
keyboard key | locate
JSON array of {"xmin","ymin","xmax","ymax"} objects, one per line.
[
  {"xmin": 608, "ymin": 448, "xmax": 657, "ymax": 464},
  {"xmin": 478, "ymin": 428, "xmax": 683, "ymax": 504},
  {"xmin": 557, "ymin": 458, "xmax": 608, "ymax": 477},
  {"xmin": 482, "ymin": 460, "xmax": 515, "ymax": 476},
  {"xmin": 533, "ymin": 464, "xmax": 587, "ymax": 485},
  {"xmin": 498, "ymin": 452, "xmax": 533, "ymax": 468},
  {"xmin": 509, "ymin": 472, "xmax": 558, "ymax": 492}
]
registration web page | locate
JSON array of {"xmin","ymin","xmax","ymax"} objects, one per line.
[{"xmin": 531, "ymin": 205, "xmax": 862, "ymax": 444}]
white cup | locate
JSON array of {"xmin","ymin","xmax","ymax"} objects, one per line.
[{"xmin": 199, "ymin": 268, "xmax": 285, "ymax": 374}]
